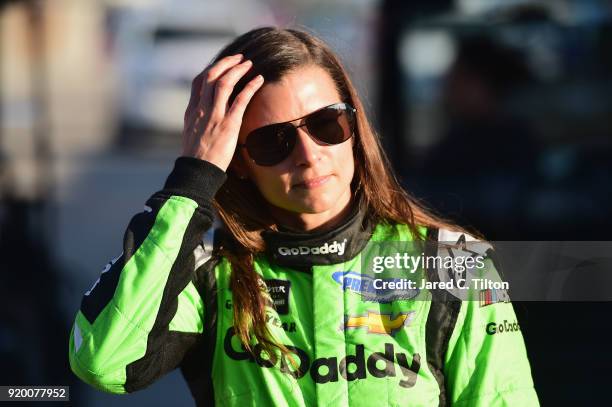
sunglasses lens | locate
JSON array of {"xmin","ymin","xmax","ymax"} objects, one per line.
[
  {"xmin": 244, "ymin": 103, "xmax": 356, "ymax": 166},
  {"xmin": 306, "ymin": 106, "xmax": 353, "ymax": 144},
  {"xmin": 246, "ymin": 124, "xmax": 296, "ymax": 166}
]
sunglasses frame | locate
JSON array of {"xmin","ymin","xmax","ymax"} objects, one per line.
[{"xmin": 238, "ymin": 102, "xmax": 357, "ymax": 166}]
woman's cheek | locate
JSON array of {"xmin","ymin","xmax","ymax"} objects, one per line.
[
  {"xmin": 339, "ymin": 156, "xmax": 355, "ymax": 188},
  {"xmin": 255, "ymin": 174, "xmax": 292, "ymax": 205}
]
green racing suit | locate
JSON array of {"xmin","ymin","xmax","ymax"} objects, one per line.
[{"xmin": 68, "ymin": 157, "xmax": 539, "ymax": 406}]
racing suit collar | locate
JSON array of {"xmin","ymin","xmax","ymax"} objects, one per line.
[{"xmin": 262, "ymin": 202, "xmax": 374, "ymax": 268}]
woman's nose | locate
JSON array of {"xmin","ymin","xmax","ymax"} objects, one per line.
[{"xmin": 290, "ymin": 127, "xmax": 322, "ymax": 166}]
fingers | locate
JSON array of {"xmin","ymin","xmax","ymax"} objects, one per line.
[
  {"xmin": 226, "ymin": 75, "xmax": 265, "ymax": 124},
  {"xmin": 210, "ymin": 59, "xmax": 254, "ymax": 118},
  {"xmin": 207, "ymin": 53, "xmax": 244, "ymax": 81},
  {"xmin": 184, "ymin": 70, "xmax": 205, "ymax": 122},
  {"xmin": 201, "ymin": 54, "xmax": 245, "ymax": 113},
  {"xmin": 185, "ymin": 54, "xmax": 243, "ymax": 122},
  {"xmin": 181, "ymin": 53, "xmax": 262, "ymax": 170}
]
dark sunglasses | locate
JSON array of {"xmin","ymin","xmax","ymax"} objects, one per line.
[{"xmin": 238, "ymin": 102, "xmax": 357, "ymax": 166}]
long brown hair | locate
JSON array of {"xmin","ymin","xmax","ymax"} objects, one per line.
[{"xmin": 210, "ymin": 26, "xmax": 471, "ymax": 355}]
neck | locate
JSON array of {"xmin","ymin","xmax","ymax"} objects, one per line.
[{"xmin": 269, "ymin": 190, "xmax": 353, "ymax": 233}]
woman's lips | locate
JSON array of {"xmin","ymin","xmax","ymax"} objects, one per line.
[{"xmin": 294, "ymin": 175, "xmax": 331, "ymax": 189}]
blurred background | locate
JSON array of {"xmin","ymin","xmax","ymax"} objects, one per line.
[{"xmin": 0, "ymin": 0, "xmax": 610, "ymax": 405}]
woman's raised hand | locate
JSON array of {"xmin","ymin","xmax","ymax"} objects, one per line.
[{"xmin": 182, "ymin": 54, "xmax": 264, "ymax": 171}]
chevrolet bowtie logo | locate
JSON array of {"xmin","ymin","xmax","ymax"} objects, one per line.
[{"xmin": 343, "ymin": 311, "xmax": 416, "ymax": 336}]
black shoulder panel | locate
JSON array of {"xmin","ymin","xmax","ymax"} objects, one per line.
[
  {"xmin": 424, "ymin": 227, "xmax": 462, "ymax": 407},
  {"xmin": 124, "ymin": 208, "xmax": 210, "ymax": 392},
  {"xmin": 180, "ymin": 252, "xmax": 221, "ymax": 406},
  {"xmin": 81, "ymin": 197, "xmax": 168, "ymax": 324}
]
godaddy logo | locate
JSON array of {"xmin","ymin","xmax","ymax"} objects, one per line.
[
  {"xmin": 486, "ymin": 320, "xmax": 521, "ymax": 335},
  {"xmin": 278, "ymin": 238, "xmax": 347, "ymax": 256},
  {"xmin": 224, "ymin": 328, "xmax": 420, "ymax": 388}
]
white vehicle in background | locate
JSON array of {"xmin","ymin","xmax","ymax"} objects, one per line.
[{"xmin": 108, "ymin": 0, "xmax": 276, "ymax": 148}]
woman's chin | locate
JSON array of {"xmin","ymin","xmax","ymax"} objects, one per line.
[
  {"xmin": 292, "ymin": 193, "xmax": 341, "ymax": 213},
  {"xmin": 289, "ymin": 187, "xmax": 352, "ymax": 214},
  {"xmin": 268, "ymin": 196, "xmax": 335, "ymax": 215}
]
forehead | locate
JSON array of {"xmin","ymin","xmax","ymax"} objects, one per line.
[{"xmin": 241, "ymin": 65, "xmax": 342, "ymax": 134}]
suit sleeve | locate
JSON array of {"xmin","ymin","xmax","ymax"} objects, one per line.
[
  {"xmin": 68, "ymin": 157, "xmax": 226, "ymax": 394},
  {"xmin": 443, "ymin": 243, "xmax": 539, "ymax": 406}
]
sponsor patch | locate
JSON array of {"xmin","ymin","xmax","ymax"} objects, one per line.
[
  {"xmin": 342, "ymin": 311, "xmax": 416, "ymax": 336},
  {"xmin": 266, "ymin": 311, "xmax": 296, "ymax": 333},
  {"xmin": 479, "ymin": 288, "xmax": 510, "ymax": 307},
  {"xmin": 264, "ymin": 279, "xmax": 291, "ymax": 315},
  {"xmin": 332, "ymin": 271, "xmax": 419, "ymax": 303}
]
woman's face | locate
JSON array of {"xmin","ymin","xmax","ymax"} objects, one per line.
[{"xmin": 234, "ymin": 65, "xmax": 355, "ymax": 230}]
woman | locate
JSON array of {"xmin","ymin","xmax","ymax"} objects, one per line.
[{"xmin": 69, "ymin": 27, "xmax": 539, "ymax": 406}]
